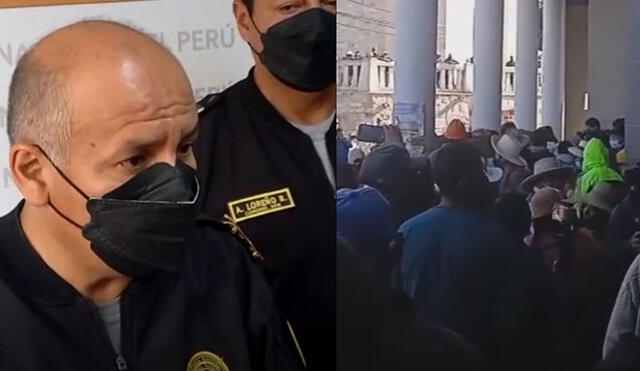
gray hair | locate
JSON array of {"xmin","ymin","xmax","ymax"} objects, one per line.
[{"xmin": 7, "ymin": 50, "xmax": 71, "ymax": 165}]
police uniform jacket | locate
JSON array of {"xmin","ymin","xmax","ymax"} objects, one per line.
[
  {"xmin": 0, "ymin": 201, "xmax": 301, "ymax": 371},
  {"xmin": 193, "ymin": 69, "xmax": 336, "ymax": 370}
]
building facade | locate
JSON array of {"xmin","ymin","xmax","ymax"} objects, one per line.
[
  {"xmin": 337, "ymin": 52, "xmax": 542, "ymax": 136},
  {"xmin": 337, "ymin": 0, "xmax": 446, "ymax": 62},
  {"xmin": 391, "ymin": 0, "xmax": 640, "ymax": 166}
]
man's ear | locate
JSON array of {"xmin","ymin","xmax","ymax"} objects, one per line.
[
  {"xmin": 234, "ymin": 1, "xmax": 252, "ymax": 42},
  {"xmin": 233, "ymin": 0, "xmax": 263, "ymax": 53},
  {"xmin": 10, "ymin": 144, "xmax": 50, "ymax": 207}
]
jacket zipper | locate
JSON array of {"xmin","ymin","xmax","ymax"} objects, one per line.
[
  {"xmin": 115, "ymin": 355, "xmax": 128, "ymax": 371},
  {"xmin": 85, "ymin": 299, "xmax": 129, "ymax": 371},
  {"xmin": 119, "ymin": 291, "xmax": 135, "ymax": 371}
]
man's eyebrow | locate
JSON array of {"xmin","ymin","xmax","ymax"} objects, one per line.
[{"xmin": 102, "ymin": 130, "xmax": 166, "ymax": 160}]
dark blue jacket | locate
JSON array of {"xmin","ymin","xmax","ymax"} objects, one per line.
[
  {"xmin": 399, "ymin": 206, "xmax": 557, "ymax": 370},
  {"xmin": 193, "ymin": 70, "xmax": 335, "ymax": 371},
  {"xmin": 0, "ymin": 202, "xmax": 301, "ymax": 371}
]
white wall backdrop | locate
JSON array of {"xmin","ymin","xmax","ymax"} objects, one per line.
[{"xmin": 0, "ymin": 0, "xmax": 253, "ymax": 214}]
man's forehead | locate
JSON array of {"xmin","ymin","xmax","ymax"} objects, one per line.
[
  {"xmin": 74, "ymin": 105, "xmax": 197, "ymax": 159},
  {"xmin": 70, "ymin": 65, "xmax": 190, "ymax": 117}
]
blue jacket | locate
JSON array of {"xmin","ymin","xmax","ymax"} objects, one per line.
[
  {"xmin": 194, "ymin": 70, "xmax": 335, "ymax": 371},
  {"xmin": 399, "ymin": 206, "xmax": 557, "ymax": 369},
  {"xmin": 400, "ymin": 207, "xmax": 509, "ymax": 344},
  {"xmin": 0, "ymin": 202, "xmax": 301, "ymax": 371}
]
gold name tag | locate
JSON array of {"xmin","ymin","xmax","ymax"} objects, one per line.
[{"xmin": 227, "ymin": 188, "xmax": 296, "ymax": 223}]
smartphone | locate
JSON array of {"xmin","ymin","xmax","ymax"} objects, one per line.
[{"xmin": 357, "ymin": 124, "xmax": 385, "ymax": 143}]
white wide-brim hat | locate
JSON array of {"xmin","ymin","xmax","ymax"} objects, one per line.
[
  {"xmin": 520, "ymin": 157, "xmax": 575, "ymax": 193},
  {"xmin": 490, "ymin": 134, "xmax": 527, "ymax": 167}
]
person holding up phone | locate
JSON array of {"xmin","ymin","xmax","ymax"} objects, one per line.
[{"xmin": 356, "ymin": 124, "xmax": 386, "ymax": 144}]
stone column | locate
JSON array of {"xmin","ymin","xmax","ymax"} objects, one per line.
[
  {"xmin": 394, "ymin": 0, "xmax": 438, "ymax": 147},
  {"xmin": 472, "ymin": 0, "xmax": 505, "ymax": 130},
  {"xmin": 565, "ymin": 2, "xmax": 588, "ymax": 138},
  {"xmin": 627, "ymin": 0, "xmax": 640, "ymax": 166},
  {"xmin": 515, "ymin": 0, "xmax": 540, "ymax": 131},
  {"xmin": 542, "ymin": 0, "xmax": 565, "ymax": 136}
]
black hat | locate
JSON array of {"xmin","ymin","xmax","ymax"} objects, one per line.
[
  {"xmin": 432, "ymin": 142, "xmax": 483, "ymax": 193},
  {"xmin": 531, "ymin": 126, "xmax": 557, "ymax": 147},
  {"xmin": 360, "ymin": 145, "xmax": 411, "ymax": 196}
]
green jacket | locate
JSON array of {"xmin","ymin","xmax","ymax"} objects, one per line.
[{"xmin": 578, "ymin": 138, "xmax": 623, "ymax": 195}]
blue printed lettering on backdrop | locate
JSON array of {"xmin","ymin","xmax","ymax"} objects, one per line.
[
  {"xmin": 193, "ymin": 80, "xmax": 237, "ymax": 100},
  {"xmin": 178, "ymin": 23, "xmax": 236, "ymax": 52},
  {"xmin": 0, "ymin": 42, "xmax": 28, "ymax": 67}
]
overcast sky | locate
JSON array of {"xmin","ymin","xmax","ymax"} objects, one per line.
[{"xmin": 446, "ymin": 0, "xmax": 518, "ymax": 62}]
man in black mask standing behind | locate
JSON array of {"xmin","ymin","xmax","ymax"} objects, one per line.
[
  {"xmin": 194, "ymin": 1, "xmax": 336, "ymax": 369},
  {"xmin": 0, "ymin": 20, "xmax": 301, "ymax": 371}
]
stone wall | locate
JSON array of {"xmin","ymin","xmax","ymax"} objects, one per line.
[
  {"xmin": 338, "ymin": 89, "xmax": 473, "ymax": 135},
  {"xmin": 337, "ymin": 0, "xmax": 396, "ymax": 57},
  {"xmin": 338, "ymin": 89, "xmax": 542, "ymax": 136},
  {"xmin": 337, "ymin": 91, "xmax": 393, "ymax": 133},
  {"xmin": 337, "ymin": 0, "xmax": 446, "ymax": 59}
]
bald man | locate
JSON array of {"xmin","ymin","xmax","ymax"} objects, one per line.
[{"xmin": 0, "ymin": 21, "xmax": 301, "ymax": 371}]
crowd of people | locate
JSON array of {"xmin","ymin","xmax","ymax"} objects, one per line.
[{"xmin": 336, "ymin": 117, "xmax": 640, "ymax": 370}]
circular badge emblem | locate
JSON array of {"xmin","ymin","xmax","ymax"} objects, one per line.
[{"xmin": 187, "ymin": 351, "xmax": 230, "ymax": 371}]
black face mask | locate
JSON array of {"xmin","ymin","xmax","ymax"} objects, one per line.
[
  {"xmin": 250, "ymin": 8, "xmax": 336, "ymax": 92},
  {"xmin": 41, "ymin": 150, "xmax": 199, "ymax": 279}
]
